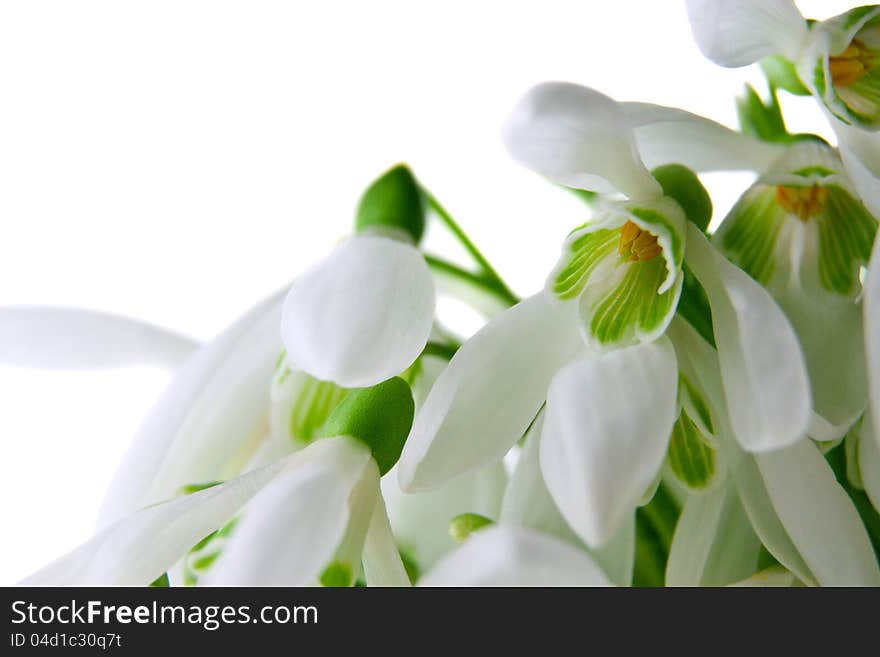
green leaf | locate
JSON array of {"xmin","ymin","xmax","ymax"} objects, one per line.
[
  {"xmin": 633, "ymin": 483, "xmax": 681, "ymax": 587},
  {"xmin": 676, "ymin": 265, "xmax": 715, "ymax": 348},
  {"xmin": 760, "ymin": 55, "xmax": 810, "ymax": 96},
  {"xmin": 736, "ymin": 84, "xmax": 791, "ymax": 143}
]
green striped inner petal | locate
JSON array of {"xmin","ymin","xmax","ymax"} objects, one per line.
[
  {"xmin": 716, "ymin": 186, "xmax": 786, "ymax": 286},
  {"xmin": 583, "ymin": 255, "xmax": 681, "ymax": 347},
  {"xmin": 816, "ymin": 186, "xmax": 877, "ymax": 296},
  {"xmin": 273, "ymin": 368, "xmax": 349, "ymax": 444},
  {"xmin": 551, "ymin": 228, "xmax": 619, "ymax": 300},
  {"xmin": 667, "ymin": 407, "xmax": 717, "ymax": 492}
]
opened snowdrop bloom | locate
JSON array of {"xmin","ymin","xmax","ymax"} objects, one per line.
[
  {"xmin": 714, "ymin": 138, "xmax": 877, "ymax": 442},
  {"xmin": 281, "ymin": 165, "xmax": 436, "ymax": 388},
  {"xmin": 399, "ymin": 82, "xmax": 811, "ymax": 548},
  {"xmin": 24, "ymin": 378, "xmax": 415, "ymax": 587},
  {"xmin": 686, "ymin": 1, "xmax": 880, "ymax": 129}
]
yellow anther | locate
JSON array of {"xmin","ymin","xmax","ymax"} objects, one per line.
[
  {"xmin": 829, "ymin": 39, "xmax": 873, "ymax": 87},
  {"xmin": 775, "ymin": 184, "xmax": 829, "ymax": 222},
  {"xmin": 618, "ymin": 220, "xmax": 662, "ymax": 262}
]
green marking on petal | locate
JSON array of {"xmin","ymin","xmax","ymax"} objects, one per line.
[
  {"xmin": 716, "ymin": 186, "xmax": 786, "ymax": 286},
  {"xmin": 319, "ymin": 561, "xmax": 353, "ymax": 587},
  {"xmin": 667, "ymin": 408, "xmax": 717, "ymax": 491},
  {"xmin": 551, "ymin": 228, "xmax": 619, "ymax": 300},
  {"xmin": 183, "ymin": 517, "xmax": 239, "ymax": 586},
  {"xmin": 272, "ymin": 368, "xmax": 349, "ymax": 445},
  {"xmin": 816, "ymin": 186, "xmax": 877, "ymax": 296},
  {"xmin": 679, "ymin": 374, "xmax": 714, "ymax": 436},
  {"xmin": 585, "ymin": 256, "xmax": 680, "ymax": 347}
]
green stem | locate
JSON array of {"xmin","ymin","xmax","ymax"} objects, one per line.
[
  {"xmin": 423, "ymin": 191, "xmax": 519, "ymax": 304},
  {"xmin": 425, "ymin": 254, "xmax": 520, "ymax": 308},
  {"xmin": 421, "ymin": 340, "xmax": 459, "ymax": 361}
]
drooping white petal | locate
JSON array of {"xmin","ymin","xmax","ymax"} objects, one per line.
[
  {"xmin": 835, "ymin": 125, "xmax": 880, "ymax": 219},
  {"xmin": 857, "ymin": 415, "xmax": 880, "ymax": 511},
  {"xmin": 204, "ymin": 437, "xmax": 378, "ymax": 586},
  {"xmin": 418, "ymin": 526, "xmax": 611, "ymax": 587},
  {"xmin": 281, "ymin": 235, "xmax": 435, "ymax": 388},
  {"xmin": 383, "ymin": 461, "xmax": 507, "ymax": 571},
  {"xmin": 624, "ymin": 102, "xmax": 784, "ymax": 173},
  {"xmin": 98, "ymin": 288, "xmax": 287, "ymax": 527},
  {"xmin": 361, "ymin": 492, "xmax": 411, "ymax": 586},
  {"xmin": 503, "ymin": 82, "xmax": 662, "ymax": 200},
  {"xmin": 686, "ymin": 224, "xmax": 811, "ymax": 452},
  {"xmin": 540, "ymin": 339, "xmax": 678, "ymax": 547},
  {"xmin": 756, "ymin": 439, "xmax": 880, "ymax": 586},
  {"xmin": 501, "ymin": 415, "xmax": 634, "ymax": 585},
  {"xmin": 730, "ymin": 451, "xmax": 815, "ymax": 586},
  {"xmin": 0, "ymin": 307, "xmax": 197, "ymax": 371},
  {"xmin": 865, "ymin": 224, "xmax": 880, "ymax": 426},
  {"xmin": 773, "ymin": 285, "xmax": 866, "ymax": 442},
  {"xmin": 398, "ymin": 294, "xmax": 583, "ymax": 491},
  {"xmin": 685, "ymin": 0, "xmax": 807, "ymax": 67},
  {"xmin": 21, "ymin": 456, "xmax": 291, "ymax": 585},
  {"xmin": 666, "ymin": 481, "xmax": 761, "ymax": 586}
]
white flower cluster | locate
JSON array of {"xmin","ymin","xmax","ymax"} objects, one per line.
[{"xmin": 11, "ymin": 0, "xmax": 880, "ymax": 586}]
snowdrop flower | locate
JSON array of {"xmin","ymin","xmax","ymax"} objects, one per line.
[
  {"xmin": 399, "ymin": 82, "xmax": 811, "ymax": 547},
  {"xmin": 714, "ymin": 138, "xmax": 877, "ymax": 441},
  {"xmin": 686, "ymin": 1, "xmax": 880, "ymax": 129},
  {"xmin": 24, "ymin": 377, "xmax": 416, "ymax": 587},
  {"xmin": 281, "ymin": 165, "xmax": 436, "ymax": 388},
  {"xmin": 665, "ymin": 317, "xmax": 880, "ymax": 586}
]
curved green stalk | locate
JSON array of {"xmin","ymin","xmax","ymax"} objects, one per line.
[
  {"xmin": 425, "ymin": 254, "xmax": 520, "ymax": 309},
  {"xmin": 423, "ymin": 191, "xmax": 519, "ymax": 305}
]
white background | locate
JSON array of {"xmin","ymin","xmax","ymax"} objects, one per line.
[{"xmin": 0, "ymin": 0, "xmax": 852, "ymax": 583}]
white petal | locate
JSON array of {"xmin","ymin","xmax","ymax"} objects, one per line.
[
  {"xmin": 419, "ymin": 526, "xmax": 611, "ymax": 586},
  {"xmin": 756, "ymin": 439, "xmax": 880, "ymax": 586},
  {"xmin": 729, "ymin": 565, "xmax": 799, "ymax": 586},
  {"xmin": 21, "ymin": 456, "xmax": 290, "ymax": 585},
  {"xmin": 204, "ymin": 437, "xmax": 378, "ymax": 586},
  {"xmin": 0, "ymin": 307, "xmax": 197, "ymax": 371},
  {"xmin": 501, "ymin": 414, "xmax": 634, "ymax": 585},
  {"xmin": 729, "ymin": 450, "xmax": 815, "ymax": 585},
  {"xmin": 857, "ymin": 415, "xmax": 880, "ymax": 512},
  {"xmin": 685, "ymin": 0, "xmax": 807, "ymax": 66},
  {"xmin": 666, "ymin": 481, "xmax": 760, "ymax": 586},
  {"xmin": 836, "ymin": 125, "xmax": 880, "ymax": 219},
  {"xmin": 540, "ymin": 339, "xmax": 678, "ymax": 547},
  {"xmin": 383, "ymin": 461, "xmax": 507, "ymax": 570},
  {"xmin": 281, "ymin": 235, "xmax": 435, "ymax": 388},
  {"xmin": 624, "ymin": 102, "xmax": 785, "ymax": 173},
  {"xmin": 361, "ymin": 493, "xmax": 411, "ymax": 586},
  {"xmin": 398, "ymin": 293, "xmax": 582, "ymax": 491},
  {"xmin": 503, "ymin": 82, "xmax": 662, "ymax": 199},
  {"xmin": 773, "ymin": 285, "xmax": 866, "ymax": 442},
  {"xmin": 686, "ymin": 224, "xmax": 811, "ymax": 452},
  {"xmin": 865, "ymin": 229, "xmax": 880, "ymax": 426},
  {"xmin": 98, "ymin": 288, "xmax": 286, "ymax": 527}
]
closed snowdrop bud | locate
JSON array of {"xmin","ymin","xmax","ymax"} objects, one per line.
[{"xmin": 281, "ymin": 165, "xmax": 436, "ymax": 388}]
